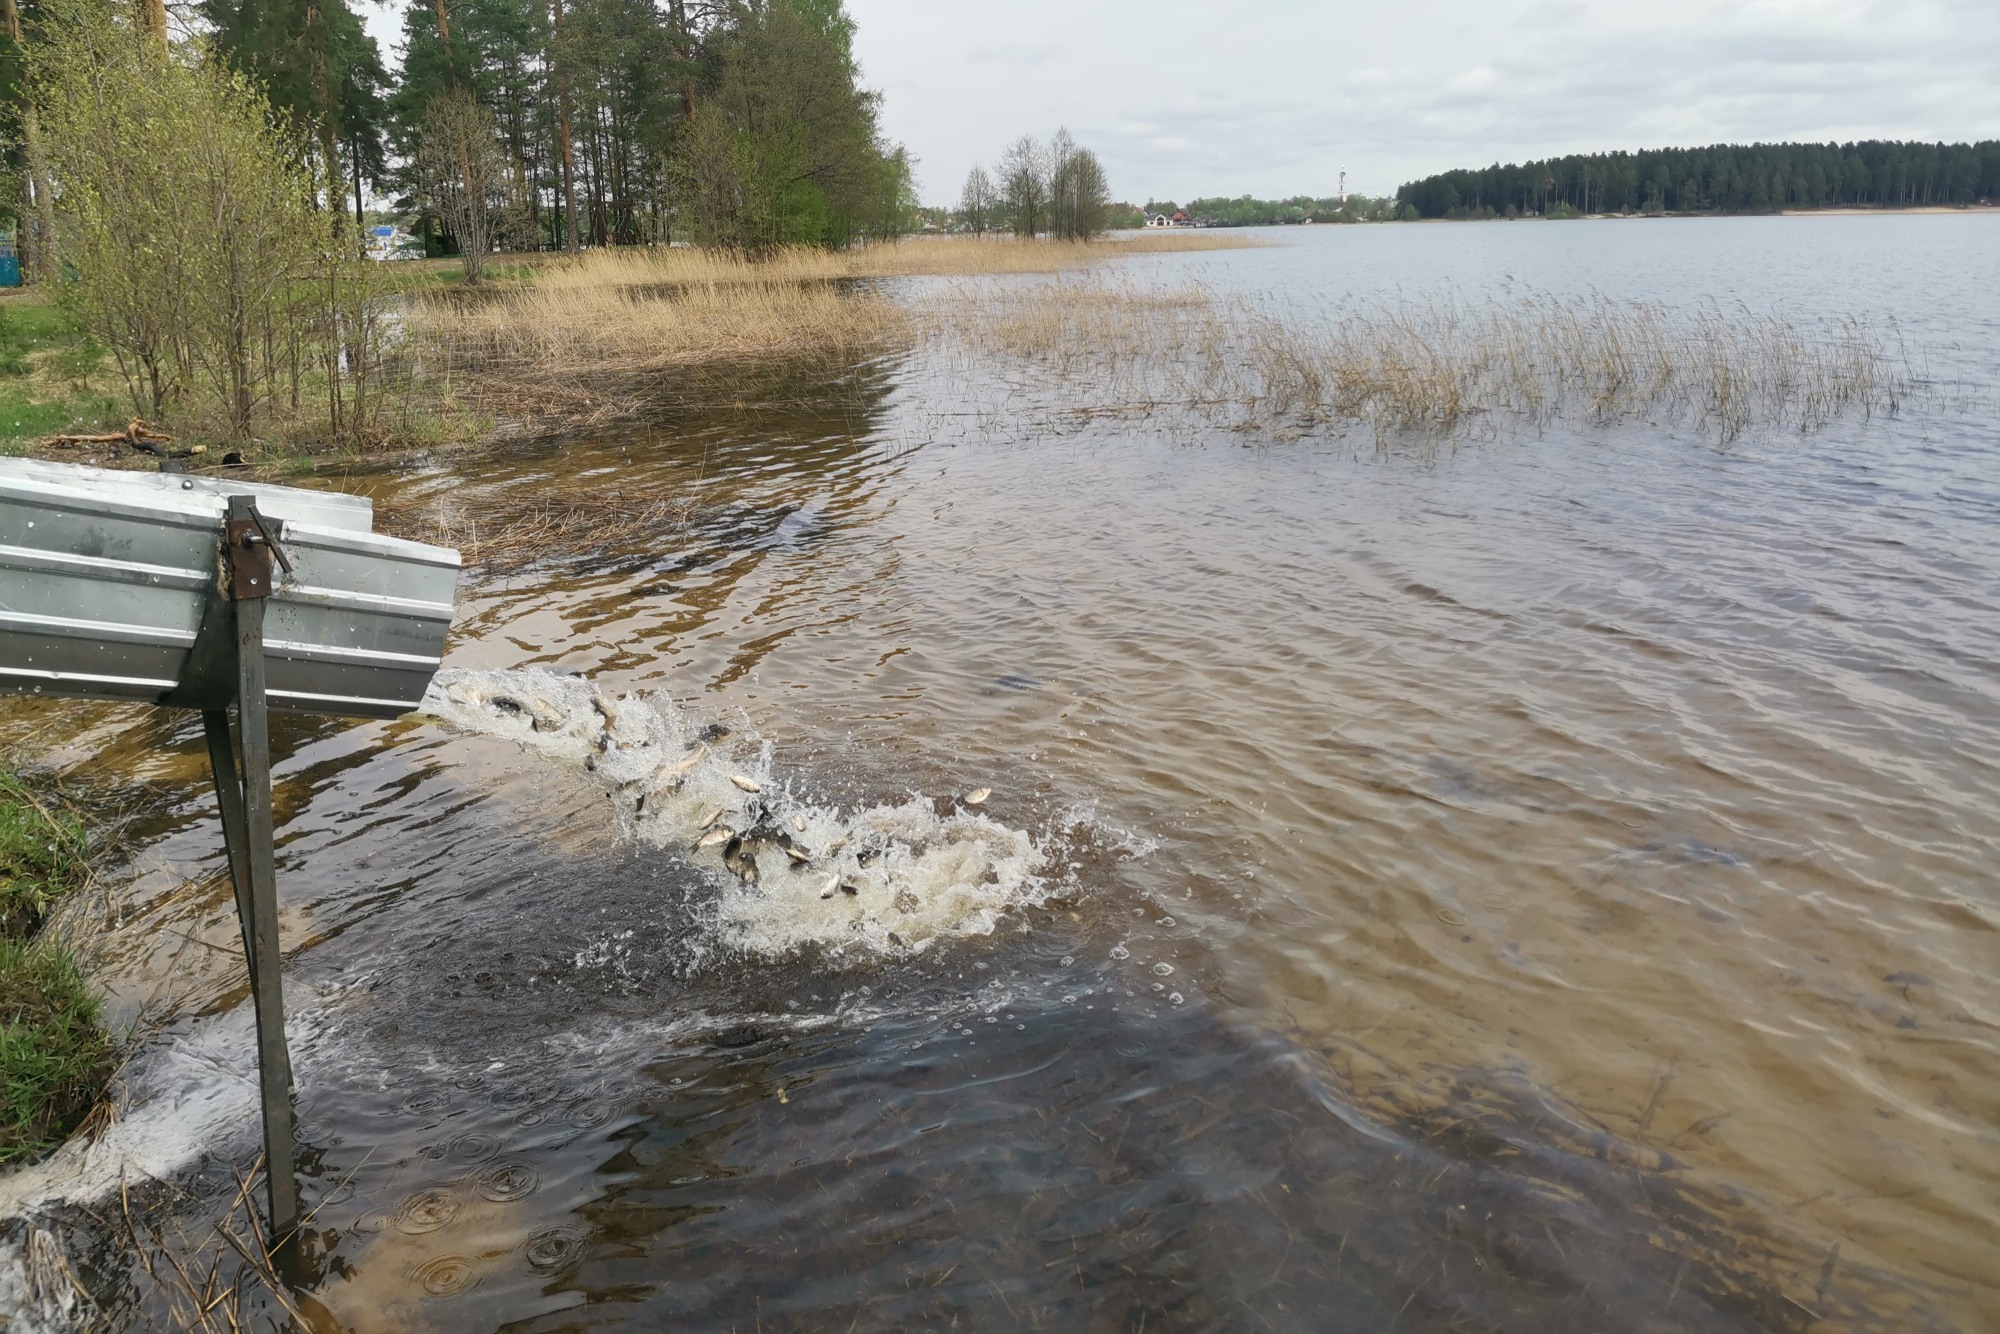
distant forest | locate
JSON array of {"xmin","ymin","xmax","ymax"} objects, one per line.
[
  {"xmin": 1139, "ymin": 195, "xmax": 1406, "ymax": 226},
  {"xmin": 1397, "ymin": 141, "xmax": 2000, "ymax": 219}
]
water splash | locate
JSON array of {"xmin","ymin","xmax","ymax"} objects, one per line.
[{"xmin": 420, "ymin": 668, "xmax": 1049, "ymax": 958}]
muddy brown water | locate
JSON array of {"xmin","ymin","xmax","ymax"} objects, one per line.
[{"xmin": 4, "ymin": 217, "xmax": 1997, "ymax": 1330}]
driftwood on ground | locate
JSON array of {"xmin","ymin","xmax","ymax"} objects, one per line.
[{"xmin": 43, "ymin": 419, "xmax": 206, "ymax": 459}]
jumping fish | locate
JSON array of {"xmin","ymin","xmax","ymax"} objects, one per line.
[
  {"xmin": 730, "ymin": 775, "xmax": 762, "ymax": 794},
  {"xmin": 697, "ymin": 827, "xmax": 733, "ymax": 849},
  {"xmin": 793, "ymin": 815, "xmax": 808, "ymax": 833},
  {"xmin": 965, "ymin": 787, "xmax": 992, "ymax": 806},
  {"xmin": 785, "ymin": 845, "xmax": 812, "ymax": 864},
  {"xmin": 670, "ymin": 745, "xmax": 709, "ymax": 775},
  {"xmin": 819, "ymin": 875, "xmax": 840, "ymax": 899}
]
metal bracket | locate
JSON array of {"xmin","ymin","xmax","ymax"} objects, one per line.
[{"xmin": 224, "ymin": 502, "xmax": 290, "ymax": 601}]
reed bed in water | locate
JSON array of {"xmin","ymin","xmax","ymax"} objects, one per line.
[{"xmin": 929, "ymin": 278, "xmax": 1913, "ymax": 441}]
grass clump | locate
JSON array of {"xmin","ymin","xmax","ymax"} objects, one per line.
[
  {"xmin": 0, "ymin": 771, "xmax": 113, "ymax": 1169},
  {"xmin": 0, "ymin": 294, "xmax": 126, "ymax": 454}
]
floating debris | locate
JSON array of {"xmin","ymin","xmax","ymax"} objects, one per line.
[
  {"xmin": 731, "ymin": 775, "xmax": 762, "ymax": 794},
  {"xmin": 965, "ymin": 787, "xmax": 992, "ymax": 806}
]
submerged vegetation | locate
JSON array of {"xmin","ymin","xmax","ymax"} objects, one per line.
[{"xmin": 0, "ymin": 771, "xmax": 111, "ymax": 1168}]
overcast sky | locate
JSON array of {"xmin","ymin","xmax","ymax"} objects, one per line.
[
  {"xmin": 844, "ymin": 0, "xmax": 2000, "ymax": 204},
  {"xmin": 362, "ymin": 0, "xmax": 2000, "ymax": 205}
]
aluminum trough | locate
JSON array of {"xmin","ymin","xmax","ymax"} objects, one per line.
[{"xmin": 0, "ymin": 459, "xmax": 458, "ymax": 718}]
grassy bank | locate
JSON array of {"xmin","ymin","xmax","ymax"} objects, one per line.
[
  {"xmin": 0, "ymin": 771, "xmax": 112, "ymax": 1168},
  {"xmin": 0, "ymin": 294, "xmax": 127, "ymax": 452}
]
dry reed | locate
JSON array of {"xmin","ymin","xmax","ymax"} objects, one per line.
[{"xmin": 923, "ymin": 278, "xmax": 1913, "ymax": 441}]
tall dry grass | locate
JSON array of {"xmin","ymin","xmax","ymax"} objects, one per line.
[{"xmin": 925, "ymin": 278, "xmax": 1913, "ymax": 441}]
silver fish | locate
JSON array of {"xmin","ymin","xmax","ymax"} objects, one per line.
[
  {"xmin": 730, "ymin": 774, "xmax": 762, "ymax": 794},
  {"xmin": 697, "ymin": 827, "xmax": 733, "ymax": 849},
  {"xmin": 785, "ymin": 845, "xmax": 812, "ymax": 864},
  {"xmin": 964, "ymin": 787, "xmax": 992, "ymax": 806}
]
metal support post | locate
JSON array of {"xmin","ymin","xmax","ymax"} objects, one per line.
[
  {"xmin": 219, "ymin": 496, "xmax": 299, "ymax": 1240},
  {"xmin": 201, "ymin": 708, "xmax": 258, "ymax": 977}
]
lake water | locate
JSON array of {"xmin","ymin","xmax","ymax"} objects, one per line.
[{"xmin": 5, "ymin": 215, "xmax": 1997, "ymax": 1330}]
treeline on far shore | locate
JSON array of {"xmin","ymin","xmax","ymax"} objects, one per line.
[
  {"xmin": 1130, "ymin": 195, "xmax": 1409, "ymax": 227},
  {"xmin": 1398, "ymin": 140, "xmax": 2000, "ymax": 219}
]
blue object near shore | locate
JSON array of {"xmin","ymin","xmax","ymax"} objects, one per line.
[{"xmin": 0, "ymin": 238, "xmax": 19, "ymax": 288}]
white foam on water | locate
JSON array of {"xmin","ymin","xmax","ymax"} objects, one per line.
[{"xmin": 420, "ymin": 668, "xmax": 1051, "ymax": 959}]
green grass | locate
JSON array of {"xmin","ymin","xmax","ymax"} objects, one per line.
[
  {"xmin": 0, "ymin": 771, "xmax": 112, "ymax": 1168},
  {"xmin": 0, "ymin": 294, "xmax": 125, "ymax": 452}
]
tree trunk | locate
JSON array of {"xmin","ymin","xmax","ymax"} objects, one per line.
[
  {"xmin": 552, "ymin": 0, "xmax": 579, "ymax": 253},
  {"xmin": 139, "ymin": 0, "xmax": 166, "ymax": 48}
]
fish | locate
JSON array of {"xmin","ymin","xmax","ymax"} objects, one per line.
[
  {"xmin": 698, "ymin": 805, "xmax": 727, "ymax": 829},
  {"xmin": 670, "ymin": 745, "xmax": 709, "ymax": 774},
  {"xmin": 824, "ymin": 836, "xmax": 848, "ymax": 854},
  {"xmin": 793, "ymin": 815, "xmax": 808, "ymax": 833},
  {"xmin": 965, "ymin": 787, "xmax": 992, "ymax": 806},
  {"xmin": 697, "ymin": 827, "xmax": 733, "ymax": 849},
  {"xmin": 819, "ymin": 875, "xmax": 840, "ymax": 899},
  {"xmin": 731, "ymin": 775, "xmax": 762, "ymax": 794},
  {"xmin": 784, "ymin": 846, "xmax": 812, "ymax": 864},
  {"xmin": 839, "ymin": 882, "xmax": 860, "ymax": 896}
]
